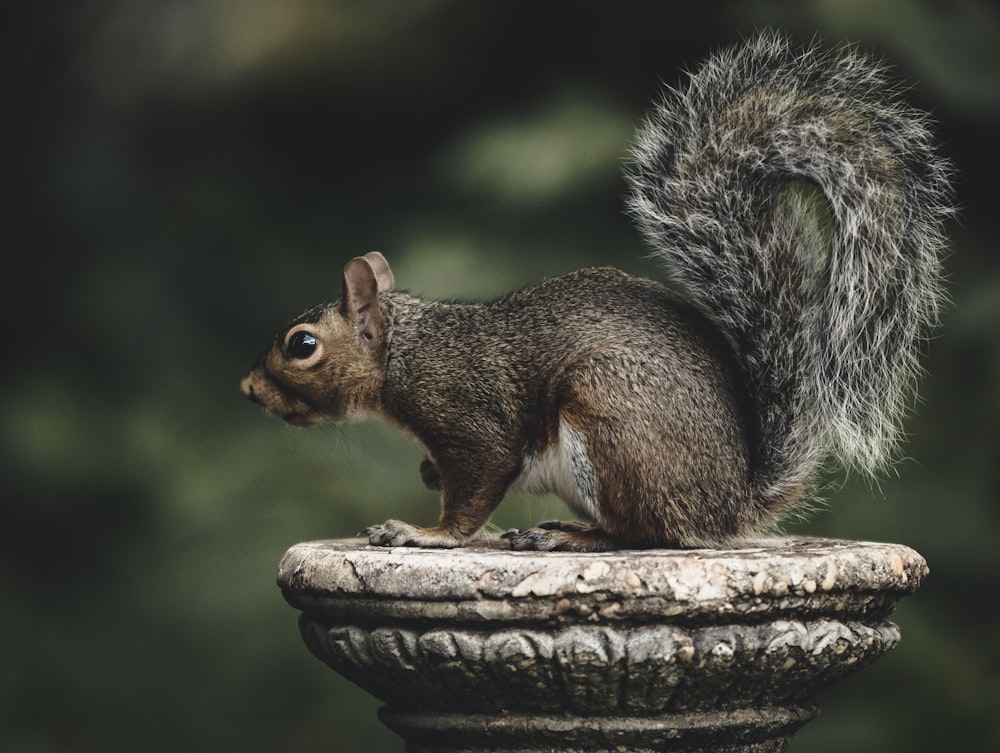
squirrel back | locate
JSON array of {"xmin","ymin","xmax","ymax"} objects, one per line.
[{"xmin": 627, "ymin": 32, "xmax": 952, "ymax": 513}]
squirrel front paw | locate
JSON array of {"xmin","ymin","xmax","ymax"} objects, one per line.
[
  {"xmin": 419, "ymin": 456, "xmax": 442, "ymax": 490},
  {"xmin": 363, "ymin": 520, "xmax": 465, "ymax": 548}
]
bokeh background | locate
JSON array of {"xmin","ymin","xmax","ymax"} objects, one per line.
[{"xmin": 4, "ymin": 1, "xmax": 998, "ymax": 751}]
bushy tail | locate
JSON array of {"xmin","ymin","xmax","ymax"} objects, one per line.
[{"xmin": 626, "ymin": 32, "xmax": 952, "ymax": 507}]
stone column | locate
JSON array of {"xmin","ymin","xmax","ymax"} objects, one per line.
[{"xmin": 277, "ymin": 537, "xmax": 927, "ymax": 753}]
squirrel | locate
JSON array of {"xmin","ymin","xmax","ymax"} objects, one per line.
[{"xmin": 240, "ymin": 32, "xmax": 952, "ymax": 551}]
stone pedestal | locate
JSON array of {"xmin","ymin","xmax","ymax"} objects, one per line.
[{"xmin": 277, "ymin": 537, "xmax": 927, "ymax": 752}]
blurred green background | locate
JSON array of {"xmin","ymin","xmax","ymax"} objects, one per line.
[{"xmin": 3, "ymin": 1, "xmax": 998, "ymax": 751}]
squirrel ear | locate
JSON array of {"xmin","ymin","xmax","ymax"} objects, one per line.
[
  {"xmin": 341, "ymin": 256, "xmax": 386, "ymax": 348},
  {"xmin": 362, "ymin": 251, "xmax": 394, "ymax": 293}
]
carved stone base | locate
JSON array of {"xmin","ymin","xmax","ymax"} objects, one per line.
[{"xmin": 278, "ymin": 537, "xmax": 927, "ymax": 752}]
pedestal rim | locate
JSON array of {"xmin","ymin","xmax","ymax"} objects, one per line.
[{"xmin": 278, "ymin": 535, "xmax": 928, "ymax": 626}]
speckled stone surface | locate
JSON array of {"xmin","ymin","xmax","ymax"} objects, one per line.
[{"xmin": 278, "ymin": 537, "xmax": 927, "ymax": 752}]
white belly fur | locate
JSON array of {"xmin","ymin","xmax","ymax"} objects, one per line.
[{"xmin": 510, "ymin": 418, "xmax": 601, "ymax": 525}]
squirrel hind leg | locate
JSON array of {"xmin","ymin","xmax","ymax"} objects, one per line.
[{"xmin": 502, "ymin": 525, "xmax": 622, "ymax": 552}]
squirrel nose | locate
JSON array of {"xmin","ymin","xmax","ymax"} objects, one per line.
[{"xmin": 240, "ymin": 375, "xmax": 257, "ymax": 402}]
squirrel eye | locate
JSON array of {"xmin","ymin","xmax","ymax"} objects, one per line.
[{"xmin": 286, "ymin": 330, "xmax": 318, "ymax": 359}]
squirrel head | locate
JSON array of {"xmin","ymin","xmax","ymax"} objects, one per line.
[{"xmin": 240, "ymin": 251, "xmax": 395, "ymax": 425}]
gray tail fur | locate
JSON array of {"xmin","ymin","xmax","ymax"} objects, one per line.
[{"xmin": 626, "ymin": 32, "xmax": 953, "ymax": 508}]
